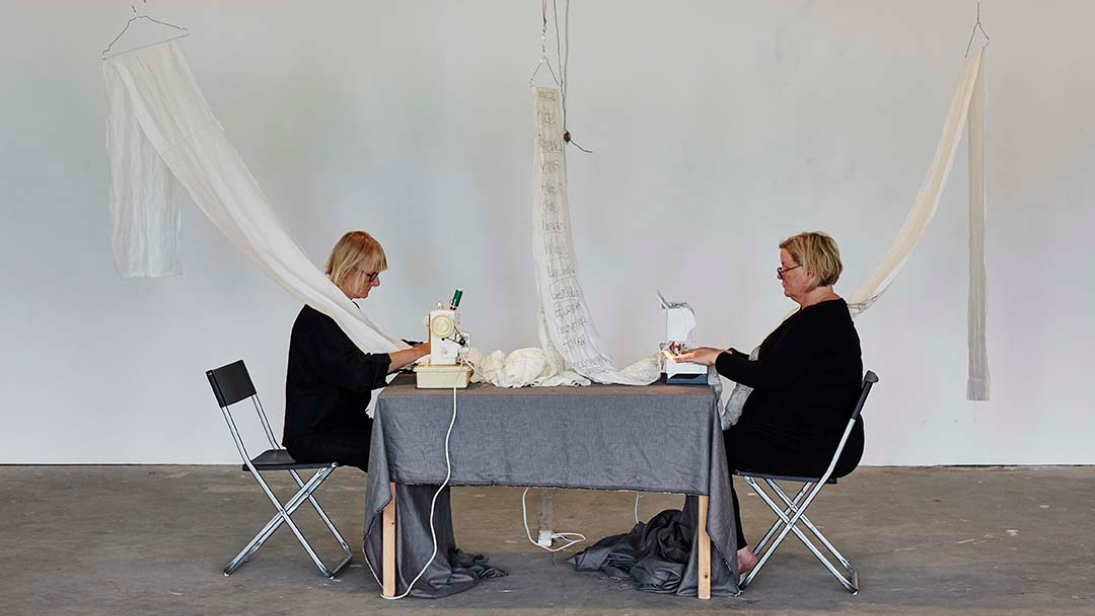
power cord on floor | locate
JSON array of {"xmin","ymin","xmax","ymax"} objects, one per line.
[{"xmin": 521, "ymin": 487, "xmax": 586, "ymax": 553}]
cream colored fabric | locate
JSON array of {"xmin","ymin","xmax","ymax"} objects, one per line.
[
  {"xmin": 104, "ymin": 41, "xmax": 407, "ymax": 357},
  {"xmin": 531, "ymin": 87, "xmax": 661, "ymax": 385},
  {"xmin": 846, "ymin": 48, "xmax": 989, "ymax": 400},
  {"xmin": 966, "ymin": 56, "xmax": 990, "ymax": 400},
  {"xmin": 465, "ymin": 347, "xmax": 592, "ymax": 388},
  {"xmin": 723, "ymin": 50, "xmax": 990, "ymax": 426}
]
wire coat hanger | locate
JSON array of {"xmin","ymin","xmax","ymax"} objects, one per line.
[
  {"xmin": 964, "ymin": 1, "xmax": 991, "ymax": 57},
  {"xmin": 528, "ymin": 0, "xmax": 561, "ymax": 88},
  {"xmin": 527, "ymin": 0, "xmax": 591, "ymax": 153},
  {"xmin": 102, "ymin": 2, "xmax": 189, "ymax": 59}
]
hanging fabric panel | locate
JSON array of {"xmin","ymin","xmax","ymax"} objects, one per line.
[
  {"xmin": 724, "ymin": 49, "xmax": 990, "ymax": 426},
  {"xmin": 103, "ymin": 41, "xmax": 406, "ymax": 356},
  {"xmin": 531, "ymin": 87, "xmax": 660, "ymax": 385}
]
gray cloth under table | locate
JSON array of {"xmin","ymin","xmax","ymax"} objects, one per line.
[{"xmin": 362, "ymin": 375, "xmax": 740, "ymax": 598}]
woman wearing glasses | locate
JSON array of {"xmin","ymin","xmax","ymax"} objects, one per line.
[
  {"xmin": 282, "ymin": 231, "xmax": 430, "ymax": 471},
  {"xmin": 674, "ymin": 231, "xmax": 864, "ymax": 575}
]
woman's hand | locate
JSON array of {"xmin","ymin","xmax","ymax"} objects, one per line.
[
  {"xmin": 672, "ymin": 347, "xmax": 722, "ymax": 367},
  {"xmin": 388, "ymin": 341, "xmax": 431, "ymax": 373}
]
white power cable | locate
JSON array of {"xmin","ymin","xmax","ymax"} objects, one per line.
[
  {"xmin": 521, "ymin": 487, "xmax": 586, "ymax": 553},
  {"xmin": 375, "ymin": 384, "xmax": 459, "ymax": 600}
]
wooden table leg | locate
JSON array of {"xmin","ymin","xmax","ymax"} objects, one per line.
[
  {"xmin": 382, "ymin": 481, "xmax": 396, "ymax": 598},
  {"xmin": 698, "ymin": 494, "xmax": 711, "ymax": 600},
  {"xmin": 537, "ymin": 488, "xmax": 554, "ymax": 547}
]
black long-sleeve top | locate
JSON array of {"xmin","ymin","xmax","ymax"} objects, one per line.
[
  {"xmin": 715, "ymin": 298, "xmax": 863, "ymax": 445},
  {"xmin": 283, "ymin": 305, "xmax": 391, "ymax": 446}
]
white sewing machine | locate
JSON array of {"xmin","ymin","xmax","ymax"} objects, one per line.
[
  {"xmin": 658, "ymin": 291, "xmax": 708, "ymax": 385},
  {"xmin": 415, "ymin": 290, "xmax": 472, "ymax": 389}
]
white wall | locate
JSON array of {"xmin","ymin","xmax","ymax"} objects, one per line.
[{"xmin": 1, "ymin": 1, "xmax": 1092, "ymax": 465}]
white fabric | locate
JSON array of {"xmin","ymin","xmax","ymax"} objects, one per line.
[
  {"xmin": 465, "ymin": 347, "xmax": 591, "ymax": 388},
  {"xmin": 722, "ymin": 49, "xmax": 990, "ymax": 425},
  {"xmin": 107, "ymin": 82, "xmax": 183, "ymax": 278},
  {"xmin": 966, "ymin": 56, "xmax": 990, "ymax": 400},
  {"xmin": 846, "ymin": 48, "xmax": 988, "ymax": 400},
  {"xmin": 104, "ymin": 41, "xmax": 407, "ymax": 359},
  {"xmin": 531, "ymin": 87, "xmax": 661, "ymax": 385}
]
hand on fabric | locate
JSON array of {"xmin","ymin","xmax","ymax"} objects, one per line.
[{"xmin": 672, "ymin": 347, "xmax": 722, "ymax": 367}]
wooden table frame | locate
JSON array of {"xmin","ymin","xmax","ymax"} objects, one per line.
[{"xmin": 380, "ymin": 482, "xmax": 712, "ymax": 600}]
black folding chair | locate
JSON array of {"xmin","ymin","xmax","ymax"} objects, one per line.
[
  {"xmin": 735, "ymin": 371, "xmax": 879, "ymax": 594},
  {"xmin": 206, "ymin": 360, "xmax": 352, "ymax": 579}
]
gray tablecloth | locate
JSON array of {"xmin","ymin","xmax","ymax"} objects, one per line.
[{"xmin": 362, "ymin": 375, "xmax": 739, "ymax": 597}]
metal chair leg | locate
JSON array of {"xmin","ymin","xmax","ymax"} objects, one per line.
[
  {"xmin": 225, "ymin": 467, "xmax": 329, "ymax": 575},
  {"xmin": 753, "ymin": 482, "xmax": 811, "ymax": 553},
  {"xmin": 288, "ymin": 469, "xmax": 353, "ymax": 559},
  {"xmin": 740, "ymin": 477, "xmax": 858, "ymax": 594},
  {"xmin": 767, "ymin": 480, "xmax": 855, "ymax": 572},
  {"xmin": 225, "ymin": 466, "xmax": 351, "ymax": 579}
]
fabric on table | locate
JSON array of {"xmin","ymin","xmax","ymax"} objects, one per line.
[{"xmin": 362, "ymin": 377, "xmax": 739, "ymax": 597}]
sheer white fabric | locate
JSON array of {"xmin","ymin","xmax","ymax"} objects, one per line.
[
  {"xmin": 106, "ymin": 58, "xmax": 183, "ymax": 278},
  {"xmin": 723, "ymin": 50, "xmax": 990, "ymax": 426},
  {"xmin": 846, "ymin": 49, "xmax": 989, "ymax": 400},
  {"xmin": 104, "ymin": 41, "xmax": 406, "ymax": 357},
  {"xmin": 965, "ymin": 56, "xmax": 990, "ymax": 400},
  {"xmin": 531, "ymin": 87, "xmax": 661, "ymax": 385}
]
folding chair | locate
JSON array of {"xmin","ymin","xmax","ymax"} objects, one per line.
[
  {"xmin": 206, "ymin": 359, "xmax": 353, "ymax": 579},
  {"xmin": 735, "ymin": 370, "xmax": 878, "ymax": 594}
]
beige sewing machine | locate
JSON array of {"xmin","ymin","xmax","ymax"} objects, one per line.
[
  {"xmin": 658, "ymin": 290, "xmax": 708, "ymax": 385},
  {"xmin": 414, "ymin": 290, "xmax": 473, "ymax": 389}
]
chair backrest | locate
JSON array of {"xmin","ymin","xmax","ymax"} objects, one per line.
[
  {"xmin": 206, "ymin": 360, "xmax": 257, "ymax": 407},
  {"xmin": 206, "ymin": 360, "xmax": 280, "ymax": 461},
  {"xmin": 818, "ymin": 370, "xmax": 879, "ymax": 482},
  {"xmin": 849, "ymin": 370, "xmax": 879, "ymax": 423}
]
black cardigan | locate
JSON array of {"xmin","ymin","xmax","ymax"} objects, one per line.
[
  {"xmin": 283, "ymin": 305, "xmax": 391, "ymax": 447},
  {"xmin": 715, "ymin": 298, "xmax": 863, "ymax": 445}
]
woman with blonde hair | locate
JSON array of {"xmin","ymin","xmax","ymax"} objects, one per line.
[
  {"xmin": 282, "ymin": 231, "xmax": 429, "ymax": 471},
  {"xmin": 675, "ymin": 231, "xmax": 864, "ymax": 575}
]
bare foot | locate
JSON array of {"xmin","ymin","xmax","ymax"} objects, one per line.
[{"xmin": 737, "ymin": 547, "xmax": 759, "ymax": 575}]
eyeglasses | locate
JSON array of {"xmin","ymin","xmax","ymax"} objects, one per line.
[
  {"xmin": 776, "ymin": 264, "xmax": 802, "ymax": 280},
  {"xmin": 360, "ymin": 270, "xmax": 380, "ymax": 283}
]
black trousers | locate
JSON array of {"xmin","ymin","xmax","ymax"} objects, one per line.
[
  {"xmin": 286, "ymin": 417, "xmax": 373, "ymax": 472},
  {"xmin": 724, "ymin": 420, "xmax": 864, "ymax": 548}
]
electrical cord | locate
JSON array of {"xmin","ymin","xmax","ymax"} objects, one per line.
[
  {"xmin": 521, "ymin": 487, "xmax": 586, "ymax": 553},
  {"xmin": 366, "ymin": 383, "xmax": 459, "ymax": 600}
]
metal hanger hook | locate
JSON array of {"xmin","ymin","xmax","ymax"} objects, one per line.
[{"xmin": 964, "ymin": 0, "xmax": 992, "ymax": 57}]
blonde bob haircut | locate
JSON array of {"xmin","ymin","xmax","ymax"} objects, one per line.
[
  {"xmin": 325, "ymin": 231, "xmax": 388, "ymax": 288},
  {"xmin": 779, "ymin": 231, "xmax": 843, "ymax": 288}
]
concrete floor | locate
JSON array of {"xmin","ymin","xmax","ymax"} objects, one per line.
[{"xmin": 1, "ymin": 466, "xmax": 1093, "ymax": 616}]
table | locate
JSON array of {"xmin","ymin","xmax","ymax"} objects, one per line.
[{"xmin": 362, "ymin": 375, "xmax": 739, "ymax": 598}]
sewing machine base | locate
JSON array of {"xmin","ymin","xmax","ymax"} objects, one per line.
[
  {"xmin": 666, "ymin": 372, "xmax": 709, "ymax": 385},
  {"xmin": 414, "ymin": 364, "xmax": 472, "ymax": 389}
]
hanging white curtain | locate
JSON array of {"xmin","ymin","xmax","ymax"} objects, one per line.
[
  {"xmin": 724, "ymin": 49, "xmax": 990, "ymax": 426},
  {"xmin": 104, "ymin": 40, "xmax": 406, "ymax": 356},
  {"xmin": 531, "ymin": 87, "xmax": 661, "ymax": 385},
  {"xmin": 848, "ymin": 49, "xmax": 989, "ymax": 400}
]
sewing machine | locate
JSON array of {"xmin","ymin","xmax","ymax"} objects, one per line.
[
  {"xmin": 415, "ymin": 290, "xmax": 473, "ymax": 389},
  {"xmin": 658, "ymin": 291, "xmax": 708, "ymax": 385}
]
